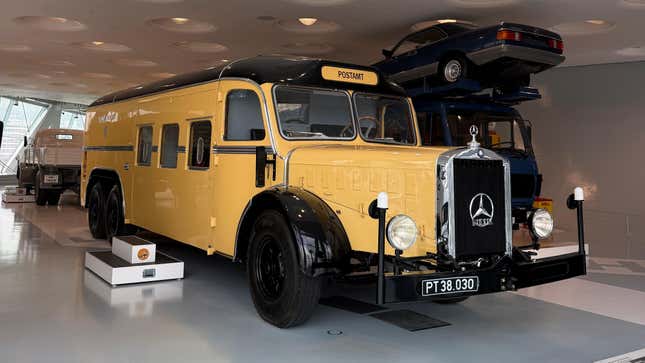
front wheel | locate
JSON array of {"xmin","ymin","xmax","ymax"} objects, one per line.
[{"xmin": 247, "ymin": 210, "xmax": 321, "ymax": 328}]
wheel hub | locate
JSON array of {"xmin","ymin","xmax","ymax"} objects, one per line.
[
  {"xmin": 256, "ymin": 237, "xmax": 286, "ymax": 300},
  {"xmin": 444, "ymin": 60, "xmax": 462, "ymax": 82}
]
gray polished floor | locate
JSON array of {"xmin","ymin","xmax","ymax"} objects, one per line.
[{"xmin": 1, "ymin": 192, "xmax": 644, "ymax": 363}]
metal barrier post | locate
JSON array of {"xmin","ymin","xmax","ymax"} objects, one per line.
[{"xmin": 376, "ymin": 192, "xmax": 388, "ymax": 305}]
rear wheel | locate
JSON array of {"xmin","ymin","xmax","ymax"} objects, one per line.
[
  {"xmin": 47, "ymin": 190, "xmax": 61, "ymax": 206},
  {"xmin": 88, "ymin": 182, "xmax": 106, "ymax": 239},
  {"xmin": 247, "ymin": 210, "xmax": 321, "ymax": 328},
  {"xmin": 439, "ymin": 55, "xmax": 468, "ymax": 83},
  {"xmin": 34, "ymin": 173, "xmax": 47, "ymax": 206},
  {"xmin": 104, "ymin": 184, "xmax": 131, "ymax": 243}
]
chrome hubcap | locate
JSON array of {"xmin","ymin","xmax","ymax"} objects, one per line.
[{"xmin": 444, "ymin": 60, "xmax": 462, "ymax": 82}]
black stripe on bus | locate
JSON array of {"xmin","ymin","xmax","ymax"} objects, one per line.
[{"xmin": 211, "ymin": 146, "xmax": 272, "ymax": 155}]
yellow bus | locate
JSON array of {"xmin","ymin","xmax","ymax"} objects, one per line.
[{"xmin": 82, "ymin": 56, "xmax": 586, "ymax": 328}]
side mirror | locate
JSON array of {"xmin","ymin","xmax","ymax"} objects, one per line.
[{"xmin": 382, "ymin": 49, "xmax": 393, "ymax": 59}]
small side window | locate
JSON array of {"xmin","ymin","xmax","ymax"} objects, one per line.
[
  {"xmin": 225, "ymin": 89, "xmax": 265, "ymax": 141},
  {"xmin": 160, "ymin": 124, "xmax": 179, "ymax": 168},
  {"xmin": 137, "ymin": 126, "xmax": 153, "ymax": 166},
  {"xmin": 189, "ymin": 121, "xmax": 211, "ymax": 169}
]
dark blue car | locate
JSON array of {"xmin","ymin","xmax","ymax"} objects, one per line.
[{"xmin": 374, "ymin": 21, "xmax": 564, "ymax": 88}]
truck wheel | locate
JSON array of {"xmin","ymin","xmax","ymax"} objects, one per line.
[
  {"xmin": 88, "ymin": 183, "xmax": 107, "ymax": 239},
  {"xmin": 47, "ymin": 190, "xmax": 61, "ymax": 206},
  {"xmin": 432, "ymin": 296, "xmax": 469, "ymax": 304},
  {"xmin": 34, "ymin": 175, "xmax": 48, "ymax": 206},
  {"xmin": 104, "ymin": 185, "xmax": 130, "ymax": 243},
  {"xmin": 439, "ymin": 55, "xmax": 468, "ymax": 83},
  {"xmin": 247, "ymin": 210, "xmax": 321, "ymax": 328}
]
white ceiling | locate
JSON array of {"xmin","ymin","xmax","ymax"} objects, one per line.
[{"xmin": 0, "ymin": 0, "xmax": 644, "ymax": 105}]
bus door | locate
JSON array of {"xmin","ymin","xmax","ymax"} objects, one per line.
[{"xmin": 211, "ymin": 81, "xmax": 271, "ymax": 257}]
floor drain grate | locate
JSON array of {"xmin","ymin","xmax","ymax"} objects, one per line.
[{"xmin": 370, "ymin": 309, "xmax": 451, "ymax": 331}]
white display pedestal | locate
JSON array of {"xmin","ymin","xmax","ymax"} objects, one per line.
[
  {"xmin": 2, "ymin": 187, "xmax": 35, "ymax": 203},
  {"xmin": 84, "ymin": 236, "xmax": 183, "ymax": 286}
]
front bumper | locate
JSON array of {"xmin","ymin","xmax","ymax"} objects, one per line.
[
  {"xmin": 468, "ymin": 44, "xmax": 565, "ymax": 67},
  {"xmin": 382, "ymin": 252, "xmax": 586, "ymax": 303}
]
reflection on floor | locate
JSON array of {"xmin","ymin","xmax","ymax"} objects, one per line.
[{"xmin": 0, "ymin": 192, "xmax": 644, "ymax": 363}]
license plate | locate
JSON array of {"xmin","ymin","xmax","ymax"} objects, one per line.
[
  {"xmin": 421, "ymin": 276, "xmax": 479, "ymax": 296},
  {"xmin": 43, "ymin": 174, "xmax": 59, "ymax": 184}
]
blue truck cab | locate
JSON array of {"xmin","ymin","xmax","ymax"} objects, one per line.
[{"xmin": 415, "ymin": 96, "xmax": 542, "ymax": 226}]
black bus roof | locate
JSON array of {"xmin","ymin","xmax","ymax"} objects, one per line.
[{"xmin": 90, "ymin": 55, "xmax": 405, "ymax": 107}]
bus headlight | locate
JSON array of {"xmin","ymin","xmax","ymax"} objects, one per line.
[
  {"xmin": 386, "ymin": 214, "xmax": 418, "ymax": 251},
  {"xmin": 529, "ymin": 209, "xmax": 554, "ymax": 239}
]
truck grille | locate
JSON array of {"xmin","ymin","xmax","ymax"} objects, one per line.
[{"xmin": 452, "ymin": 158, "xmax": 507, "ymax": 258}]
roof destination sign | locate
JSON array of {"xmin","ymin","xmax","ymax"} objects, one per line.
[{"xmin": 321, "ymin": 65, "xmax": 378, "ymax": 86}]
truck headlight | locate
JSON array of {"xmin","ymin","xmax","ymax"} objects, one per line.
[
  {"xmin": 386, "ymin": 214, "xmax": 418, "ymax": 251},
  {"xmin": 529, "ymin": 209, "xmax": 554, "ymax": 239}
]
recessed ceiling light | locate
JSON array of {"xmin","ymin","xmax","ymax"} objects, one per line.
[
  {"xmin": 147, "ymin": 17, "xmax": 216, "ymax": 33},
  {"xmin": 221, "ymin": 59, "xmax": 230, "ymax": 62},
  {"xmin": 42, "ymin": 60, "xmax": 75, "ymax": 67},
  {"xmin": 73, "ymin": 41, "xmax": 132, "ymax": 52},
  {"xmin": 0, "ymin": 44, "xmax": 32, "ymax": 52},
  {"xmin": 281, "ymin": 0, "xmax": 354, "ymax": 6},
  {"xmin": 298, "ymin": 18, "xmax": 318, "ymax": 26},
  {"xmin": 83, "ymin": 72, "xmax": 115, "ymax": 79},
  {"xmin": 281, "ymin": 42, "xmax": 334, "ymax": 55},
  {"xmin": 616, "ymin": 46, "xmax": 645, "ymax": 56},
  {"xmin": 550, "ymin": 20, "xmax": 615, "ymax": 35},
  {"xmin": 150, "ymin": 72, "xmax": 176, "ymax": 79},
  {"xmin": 277, "ymin": 19, "xmax": 340, "ymax": 34},
  {"xmin": 619, "ymin": 0, "xmax": 645, "ymax": 8},
  {"xmin": 410, "ymin": 19, "xmax": 475, "ymax": 32},
  {"xmin": 13, "ymin": 16, "xmax": 87, "ymax": 31},
  {"xmin": 173, "ymin": 41, "xmax": 228, "ymax": 53},
  {"xmin": 112, "ymin": 58, "xmax": 158, "ymax": 67},
  {"xmin": 446, "ymin": 0, "xmax": 519, "ymax": 8}
]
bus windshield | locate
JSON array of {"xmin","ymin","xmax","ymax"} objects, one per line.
[
  {"xmin": 354, "ymin": 93, "xmax": 416, "ymax": 145},
  {"xmin": 445, "ymin": 111, "xmax": 532, "ymax": 154},
  {"xmin": 275, "ymin": 86, "xmax": 355, "ymax": 139}
]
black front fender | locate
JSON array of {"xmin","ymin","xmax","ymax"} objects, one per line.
[{"xmin": 247, "ymin": 187, "xmax": 352, "ymax": 277}]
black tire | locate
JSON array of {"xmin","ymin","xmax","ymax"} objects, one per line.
[
  {"xmin": 104, "ymin": 184, "xmax": 131, "ymax": 244},
  {"xmin": 247, "ymin": 210, "xmax": 321, "ymax": 328},
  {"xmin": 34, "ymin": 174, "xmax": 47, "ymax": 206},
  {"xmin": 432, "ymin": 296, "xmax": 469, "ymax": 304},
  {"xmin": 47, "ymin": 190, "xmax": 61, "ymax": 206},
  {"xmin": 439, "ymin": 55, "xmax": 468, "ymax": 83},
  {"xmin": 88, "ymin": 182, "xmax": 107, "ymax": 239}
]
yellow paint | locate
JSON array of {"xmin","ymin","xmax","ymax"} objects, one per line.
[
  {"xmin": 82, "ymin": 77, "xmax": 451, "ymax": 259},
  {"xmin": 321, "ymin": 66, "xmax": 378, "ymax": 86}
]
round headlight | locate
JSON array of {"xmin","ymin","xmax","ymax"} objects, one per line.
[
  {"xmin": 529, "ymin": 209, "xmax": 554, "ymax": 239},
  {"xmin": 386, "ymin": 214, "xmax": 418, "ymax": 251}
]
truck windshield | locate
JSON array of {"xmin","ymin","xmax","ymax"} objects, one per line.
[
  {"xmin": 274, "ymin": 86, "xmax": 355, "ymax": 139},
  {"xmin": 354, "ymin": 93, "xmax": 416, "ymax": 145},
  {"xmin": 446, "ymin": 111, "xmax": 532, "ymax": 154}
]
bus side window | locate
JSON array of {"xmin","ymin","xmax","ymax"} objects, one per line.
[
  {"xmin": 160, "ymin": 124, "xmax": 179, "ymax": 168},
  {"xmin": 225, "ymin": 89, "xmax": 265, "ymax": 141},
  {"xmin": 430, "ymin": 112, "xmax": 445, "ymax": 146},
  {"xmin": 137, "ymin": 126, "xmax": 153, "ymax": 166},
  {"xmin": 189, "ymin": 121, "xmax": 211, "ymax": 169}
]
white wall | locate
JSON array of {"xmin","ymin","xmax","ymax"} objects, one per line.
[{"xmin": 518, "ymin": 61, "xmax": 645, "ymax": 259}]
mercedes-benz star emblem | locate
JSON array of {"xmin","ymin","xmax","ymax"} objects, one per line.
[
  {"xmin": 469, "ymin": 125, "xmax": 478, "ymax": 136},
  {"xmin": 469, "ymin": 193, "xmax": 494, "ymax": 227}
]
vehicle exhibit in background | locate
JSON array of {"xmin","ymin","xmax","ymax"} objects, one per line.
[
  {"xmin": 374, "ymin": 21, "xmax": 565, "ymax": 89},
  {"xmin": 17, "ymin": 128, "xmax": 84, "ymax": 205}
]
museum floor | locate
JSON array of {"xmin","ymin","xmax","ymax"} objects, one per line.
[{"xmin": 1, "ymin": 191, "xmax": 644, "ymax": 363}]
